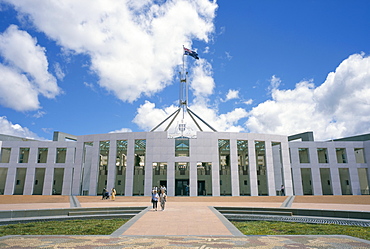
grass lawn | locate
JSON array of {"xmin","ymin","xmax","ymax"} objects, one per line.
[
  {"xmin": 0, "ymin": 219, "xmax": 128, "ymax": 236},
  {"xmin": 1, "ymin": 219, "xmax": 369, "ymax": 241},
  {"xmin": 232, "ymin": 221, "xmax": 370, "ymax": 241}
]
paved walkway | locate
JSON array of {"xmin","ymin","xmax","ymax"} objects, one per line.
[{"xmin": 0, "ymin": 195, "xmax": 370, "ymax": 248}]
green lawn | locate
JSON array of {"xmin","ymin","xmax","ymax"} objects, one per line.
[
  {"xmin": 0, "ymin": 219, "xmax": 128, "ymax": 236},
  {"xmin": 1, "ymin": 219, "xmax": 369, "ymax": 241},
  {"xmin": 232, "ymin": 221, "xmax": 370, "ymax": 241}
]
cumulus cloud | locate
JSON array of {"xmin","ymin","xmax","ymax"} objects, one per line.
[
  {"xmin": 4, "ymin": 0, "xmax": 218, "ymax": 103},
  {"xmin": 223, "ymin": 89, "xmax": 239, "ymax": 102},
  {"xmin": 245, "ymin": 53, "xmax": 370, "ymax": 141},
  {"xmin": 190, "ymin": 58, "xmax": 215, "ymax": 102},
  {"xmin": 0, "ymin": 116, "xmax": 45, "ymax": 140},
  {"xmin": 0, "ymin": 25, "xmax": 60, "ymax": 111},
  {"xmin": 133, "ymin": 100, "xmax": 248, "ymax": 133}
]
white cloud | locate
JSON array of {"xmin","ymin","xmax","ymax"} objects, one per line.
[
  {"xmin": 133, "ymin": 100, "xmax": 248, "ymax": 133},
  {"xmin": 225, "ymin": 51, "xmax": 232, "ymax": 60},
  {"xmin": 133, "ymin": 101, "xmax": 179, "ymax": 132},
  {"xmin": 244, "ymin": 99, "xmax": 253, "ymax": 105},
  {"xmin": 109, "ymin": 128, "xmax": 133, "ymax": 133},
  {"xmin": 4, "ymin": 0, "xmax": 218, "ymax": 103},
  {"xmin": 0, "ymin": 63, "xmax": 40, "ymax": 111},
  {"xmin": 0, "ymin": 116, "xmax": 45, "ymax": 140},
  {"xmin": 54, "ymin": 62, "xmax": 65, "ymax": 81},
  {"xmin": 0, "ymin": 25, "xmax": 60, "ymax": 111},
  {"xmin": 190, "ymin": 58, "xmax": 215, "ymax": 102},
  {"xmin": 32, "ymin": 110, "xmax": 46, "ymax": 118},
  {"xmin": 245, "ymin": 53, "xmax": 370, "ymax": 140},
  {"xmin": 223, "ymin": 89, "xmax": 239, "ymax": 102}
]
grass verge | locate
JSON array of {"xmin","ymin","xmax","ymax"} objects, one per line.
[
  {"xmin": 232, "ymin": 221, "xmax": 370, "ymax": 241},
  {"xmin": 0, "ymin": 219, "xmax": 128, "ymax": 236}
]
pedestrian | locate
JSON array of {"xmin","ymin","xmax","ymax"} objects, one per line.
[
  {"xmin": 111, "ymin": 188, "xmax": 116, "ymax": 200},
  {"xmin": 281, "ymin": 185, "xmax": 285, "ymax": 196},
  {"xmin": 104, "ymin": 189, "xmax": 110, "ymax": 199},
  {"xmin": 160, "ymin": 185, "xmax": 166, "ymax": 193},
  {"xmin": 159, "ymin": 189, "xmax": 167, "ymax": 211},
  {"xmin": 151, "ymin": 190, "xmax": 159, "ymax": 211}
]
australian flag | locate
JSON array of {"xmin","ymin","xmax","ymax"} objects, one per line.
[{"xmin": 184, "ymin": 47, "xmax": 199, "ymax": 60}]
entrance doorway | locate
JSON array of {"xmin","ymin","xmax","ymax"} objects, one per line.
[
  {"xmin": 198, "ymin": 180, "xmax": 206, "ymax": 196},
  {"xmin": 175, "ymin": 179, "xmax": 189, "ymax": 196},
  {"xmin": 160, "ymin": 180, "xmax": 167, "ymax": 192}
]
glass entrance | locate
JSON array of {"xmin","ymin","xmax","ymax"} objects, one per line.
[
  {"xmin": 175, "ymin": 179, "xmax": 189, "ymax": 196},
  {"xmin": 198, "ymin": 181, "xmax": 205, "ymax": 196},
  {"xmin": 175, "ymin": 162, "xmax": 189, "ymax": 196}
]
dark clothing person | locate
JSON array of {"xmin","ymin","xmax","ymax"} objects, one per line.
[
  {"xmin": 281, "ymin": 185, "xmax": 285, "ymax": 196},
  {"xmin": 152, "ymin": 191, "xmax": 159, "ymax": 211}
]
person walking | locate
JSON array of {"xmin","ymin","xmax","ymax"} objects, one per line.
[
  {"xmin": 151, "ymin": 190, "xmax": 159, "ymax": 211},
  {"xmin": 281, "ymin": 185, "xmax": 285, "ymax": 196},
  {"xmin": 111, "ymin": 188, "xmax": 116, "ymax": 200},
  {"xmin": 159, "ymin": 189, "xmax": 167, "ymax": 211}
]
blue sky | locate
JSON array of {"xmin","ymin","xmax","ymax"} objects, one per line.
[{"xmin": 1, "ymin": 0, "xmax": 370, "ymax": 141}]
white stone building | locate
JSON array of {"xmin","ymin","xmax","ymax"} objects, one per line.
[{"xmin": 0, "ymin": 130, "xmax": 369, "ymax": 197}]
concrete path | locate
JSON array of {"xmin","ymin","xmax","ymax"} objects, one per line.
[
  {"xmin": 0, "ymin": 195, "xmax": 370, "ymax": 248},
  {"xmin": 119, "ymin": 202, "xmax": 240, "ymax": 236}
]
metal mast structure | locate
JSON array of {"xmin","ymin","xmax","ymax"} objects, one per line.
[{"xmin": 150, "ymin": 46, "xmax": 217, "ymax": 136}]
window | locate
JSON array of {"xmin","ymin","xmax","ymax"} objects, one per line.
[
  {"xmin": 237, "ymin": 140, "xmax": 249, "ymax": 175},
  {"xmin": 56, "ymin": 148, "xmax": 67, "ymax": 163},
  {"xmin": 19, "ymin": 148, "xmax": 30, "ymax": 163},
  {"xmin": 336, "ymin": 148, "xmax": 347, "ymax": 163},
  {"xmin": 298, "ymin": 148, "xmax": 310, "ymax": 163},
  {"xmin": 37, "ymin": 148, "xmax": 48, "ymax": 163},
  {"xmin": 354, "ymin": 148, "xmax": 366, "ymax": 163},
  {"xmin": 175, "ymin": 137, "xmax": 189, "ymax": 157},
  {"xmin": 0, "ymin": 148, "xmax": 11, "ymax": 163},
  {"xmin": 317, "ymin": 148, "xmax": 328, "ymax": 163},
  {"xmin": 99, "ymin": 141, "xmax": 110, "ymax": 175}
]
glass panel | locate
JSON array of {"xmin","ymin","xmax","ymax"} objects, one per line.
[
  {"xmin": 298, "ymin": 148, "xmax": 310, "ymax": 163},
  {"xmin": 81, "ymin": 142, "xmax": 93, "ymax": 195},
  {"xmin": 56, "ymin": 148, "xmax": 67, "ymax": 163},
  {"xmin": 37, "ymin": 148, "xmax": 48, "ymax": 163},
  {"xmin": 255, "ymin": 141, "xmax": 268, "ymax": 196},
  {"xmin": 97, "ymin": 141, "xmax": 110, "ymax": 194},
  {"xmin": 237, "ymin": 140, "xmax": 250, "ymax": 196},
  {"xmin": 0, "ymin": 168, "xmax": 8, "ymax": 195},
  {"xmin": 317, "ymin": 148, "xmax": 328, "ymax": 163},
  {"xmin": 53, "ymin": 168, "xmax": 64, "ymax": 195},
  {"xmin": 354, "ymin": 148, "xmax": 366, "ymax": 163},
  {"xmin": 0, "ymin": 148, "xmax": 11, "ymax": 163},
  {"xmin": 14, "ymin": 168, "xmax": 27, "ymax": 195},
  {"xmin": 358, "ymin": 168, "xmax": 369, "ymax": 195},
  {"xmin": 272, "ymin": 142, "xmax": 284, "ymax": 196},
  {"xmin": 301, "ymin": 168, "xmax": 313, "ymax": 195},
  {"xmin": 152, "ymin": 162, "xmax": 167, "ymax": 193},
  {"xmin": 197, "ymin": 162, "xmax": 212, "ymax": 196},
  {"xmin": 133, "ymin": 139, "xmax": 145, "ymax": 196},
  {"xmin": 219, "ymin": 139, "xmax": 231, "ymax": 196},
  {"xmin": 19, "ymin": 148, "xmax": 30, "ymax": 163},
  {"xmin": 116, "ymin": 140, "xmax": 127, "ymax": 195},
  {"xmin": 175, "ymin": 137, "xmax": 189, "ymax": 157},
  {"xmin": 175, "ymin": 162, "xmax": 189, "ymax": 196},
  {"xmin": 336, "ymin": 148, "xmax": 347, "ymax": 163},
  {"xmin": 33, "ymin": 168, "xmax": 45, "ymax": 195},
  {"xmin": 320, "ymin": 168, "xmax": 333, "ymax": 195},
  {"xmin": 339, "ymin": 168, "xmax": 352, "ymax": 195}
]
